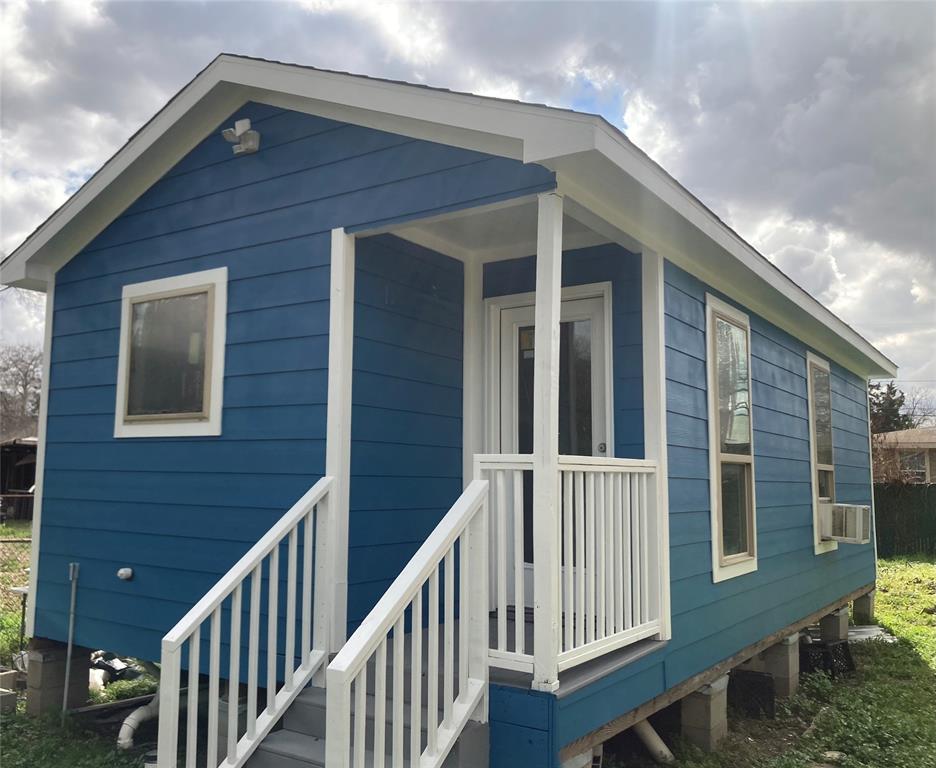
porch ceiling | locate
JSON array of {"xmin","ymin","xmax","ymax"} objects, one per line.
[{"xmin": 392, "ymin": 198, "xmax": 610, "ymax": 263}]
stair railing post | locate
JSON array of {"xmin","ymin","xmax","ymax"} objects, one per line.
[
  {"xmin": 156, "ymin": 641, "xmax": 182, "ymax": 768},
  {"xmin": 467, "ymin": 486, "xmax": 490, "ymax": 721}
]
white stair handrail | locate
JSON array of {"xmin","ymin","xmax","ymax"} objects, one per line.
[
  {"xmin": 326, "ymin": 478, "xmax": 489, "ymax": 768},
  {"xmin": 158, "ymin": 475, "xmax": 335, "ymax": 768}
]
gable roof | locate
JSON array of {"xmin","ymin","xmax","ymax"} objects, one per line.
[{"xmin": 0, "ymin": 54, "xmax": 897, "ymax": 378}]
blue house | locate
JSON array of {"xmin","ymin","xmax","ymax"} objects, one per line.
[{"xmin": 2, "ymin": 55, "xmax": 895, "ymax": 768}]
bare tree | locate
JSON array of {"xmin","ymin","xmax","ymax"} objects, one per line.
[{"xmin": 0, "ymin": 342, "xmax": 43, "ymax": 440}]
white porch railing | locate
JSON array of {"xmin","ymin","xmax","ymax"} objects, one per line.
[
  {"xmin": 325, "ymin": 478, "xmax": 489, "ymax": 768},
  {"xmin": 157, "ymin": 475, "xmax": 334, "ymax": 768},
  {"xmin": 475, "ymin": 454, "xmax": 662, "ymax": 676}
]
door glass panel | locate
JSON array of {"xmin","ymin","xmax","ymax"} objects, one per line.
[
  {"xmin": 516, "ymin": 319, "xmax": 595, "ymax": 562},
  {"xmin": 515, "ymin": 320, "xmax": 594, "ymax": 457}
]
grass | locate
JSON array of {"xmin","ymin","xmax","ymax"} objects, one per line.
[
  {"xmin": 0, "ymin": 711, "xmax": 145, "ymax": 768},
  {"xmin": 0, "ymin": 520, "xmax": 32, "ymax": 539},
  {"xmin": 606, "ymin": 555, "xmax": 936, "ymax": 768}
]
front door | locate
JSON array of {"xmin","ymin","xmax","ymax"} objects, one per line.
[{"xmin": 493, "ymin": 292, "xmax": 611, "ymax": 604}]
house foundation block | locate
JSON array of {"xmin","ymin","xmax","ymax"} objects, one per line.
[
  {"xmin": 763, "ymin": 633, "xmax": 799, "ymax": 698},
  {"xmin": 681, "ymin": 674, "xmax": 729, "ymax": 751},
  {"xmin": 853, "ymin": 591, "xmax": 875, "ymax": 625},
  {"xmin": 819, "ymin": 607, "xmax": 849, "ymax": 643},
  {"xmin": 26, "ymin": 638, "xmax": 91, "ymax": 716}
]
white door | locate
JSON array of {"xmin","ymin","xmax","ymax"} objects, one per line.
[{"xmin": 494, "ymin": 294, "xmax": 611, "ymax": 605}]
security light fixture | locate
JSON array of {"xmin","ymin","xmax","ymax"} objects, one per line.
[{"xmin": 221, "ymin": 118, "xmax": 260, "ymax": 155}]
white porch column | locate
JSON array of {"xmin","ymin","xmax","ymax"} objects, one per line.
[
  {"xmin": 462, "ymin": 256, "xmax": 484, "ymax": 487},
  {"xmin": 326, "ymin": 228, "xmax": 356, "ymax": 653},
  {"xmin": 641, "ymin": 249, "xmax": 671, "ymax": 640},
  {"xmin": 532, "ymin": 192, "xmax": 563, "ymax": 691}
]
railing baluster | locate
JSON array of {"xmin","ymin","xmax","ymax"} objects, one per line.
[
  {"xmin": 267, "ymin": 546, "xmax": 279, "ymax": 707},
  {"xmin": 374, "ymin": 637, "xmax": 387, "ymax": 768},
  {"xmin": 631, "ymin": 473, "xmax": 641, "ymax": 628},
  {"xmin": 247, "ymin": 564, "xmax": 261, "ymax": 739},
  {"xmin": 444, "ymin": 549, "xmax": 455, "ymax": 724},
  {"xmin": 622, "ymin": 473, "xmax": 632, "ymax": 629},
  {"xmin": 562, "ymin": 471, "xmax": 573, "ymax": 653},
  {"xmin": 354, "ymin": 667, "xmax": 367, "ymax": 768},
  {"xmin": 228, "ymin": 584, "xmax": 242, "ymax": 761},
  {"xmin": 613, "ymin": 474, "xmax": 624, "ymax": 634},
  {"xmin": 513, "ymin": 470, "xmax": 525, "ymax": 654},
  {"xmin": 427, "ymin": 569, "xmax": 439, "ymax": 756},
  {"xmin": 640, "ymin": 473, "xmax": 650, "ymax": 625},
  {"xmin": 586, "ymin": 472, "xmax": 596, "ymax": 644},
  {"xmin": 185, "ymin": 628, "xmax": 200, "ymax": 768},
  {"xmin": 605, "ymin": 473, "xmax": 615, "ymax": 638},
  {"xmin": 596, "ymin": 471, "xmax": 605, "ymax": 641},
  {"xmin": 458, "ymin": 532, "xmax": 469, "ymax": 699},
  {"xmin": 285, "ymin": 527, "xmax": 297, "ymax": 689},
  {"xmin": 393, "ymin": 616, "xmax": 405, "ymax": 768},
  {"xmin": 302, "ymin": 510, "xmax": 313, "ymax": 667},
  {"xmin": 495, "ymin": 470, "xmax": 507, "ymax": 651},
  {"xmin": 574, "ymin": 470, "xmax": 585, "ymax": 648},
  {"xmin": 410, "ymin": 590, "xmax": 423, "ymax": 764},
  {"xmin": 206, "ymin": 607, "xmax": 221, "ymax": 768}
]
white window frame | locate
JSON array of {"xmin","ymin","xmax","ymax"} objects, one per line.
[
  {"xmin": 114, "ymin": 267, "xmax": 227, "ymax": 438},
  {"xmin": 706, "ymin": 294, "xmax": 758, "ymax": 582},
  {"xmin": 806, "ymin": 351, "xmax": 837, "ymax": 554}
]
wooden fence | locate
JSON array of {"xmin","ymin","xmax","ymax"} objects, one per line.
[{"xmin": 874, "ymin": 482, "xmax": 936, "ymax": 557}]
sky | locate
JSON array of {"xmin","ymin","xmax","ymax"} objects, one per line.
[{"xmin": 1, "ymin": 0, "xmax": 934, "ymax": 393}]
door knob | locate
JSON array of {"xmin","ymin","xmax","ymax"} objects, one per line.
[{"xmin": 597, "ymin": 442, "xmax": 607, "ymax": 454}]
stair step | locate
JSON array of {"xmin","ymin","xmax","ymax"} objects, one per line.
[
  {"xmin": 247, "ymin": 730, "xmax": 328, "ymax": 768},
  {"xmin": 285, "ymin": 684, "xmax": 446, "ymax": 743}
]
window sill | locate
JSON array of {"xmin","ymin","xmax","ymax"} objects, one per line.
[
  {"xmin": 814, "ymin": 539, "xmax": 839, "ymax": 555},
  {"xmin": 712, "ymin": 555, "xmax": 758, "ymax": 583},
  {"xmin": 114, "ymin": 419, "xmax": 221, "ymax": 438}
]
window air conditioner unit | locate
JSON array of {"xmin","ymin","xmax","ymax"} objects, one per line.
[{"xmin": 820, "ymin": 503, "xmax": 872, "ymax": 544}]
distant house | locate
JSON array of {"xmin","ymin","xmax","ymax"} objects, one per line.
[
  {"xmin": 0, "ymin": 55, "xmax": 895, "ymax": 768},
  {"xmin": 875, "ymin": 426, "xmax": 936, "ymax": 483},
  {"xmin": 0, "ymin": 436, "xmax": 37, "ymax": 520}
]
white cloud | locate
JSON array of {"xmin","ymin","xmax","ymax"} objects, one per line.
[
  {"xmin": 623, "ymin": 91, "xmax": 681, "ymax": 169},
  {"xmin": 0, "ymin": 0, "xmax": 933, "ymax": 394}
]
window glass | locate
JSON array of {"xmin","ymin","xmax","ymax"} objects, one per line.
[
  {"xmin": 715, "ymin": 316, "xmax": 751, "ymax": 456},
  {"xmin": 900, "ymin": 451, "xmax": 926, "ymax": 482},
  {"xmin": 817, "ymin": 468, "xmax": 835, "ymax": 502},
  {"xmin": 810, "ymin": 364, "xmax": 833, "ymax": 466},
  {"xmin": 721, "ymin": 462, "xmax": 749, "ymax": 557},
  {"xmin": 127, "ymin": 291, "xmax": 210, "ymax": 417}
]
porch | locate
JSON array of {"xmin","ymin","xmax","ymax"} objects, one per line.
[{"xmin": 339, "ymin": 190, "xmax": 672, "ymax": 691}]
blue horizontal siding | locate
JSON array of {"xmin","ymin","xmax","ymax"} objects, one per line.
[
  {"xmin": 347, "ymin": 235, "xmax": 465, "ymax": 632},
  {"xmin": 550, "ymin": 259, "xmax": 875, "ymax": 760},
  {"xmin": 37, "ymin": 101, "xmax": 555, "ymax": 662}
]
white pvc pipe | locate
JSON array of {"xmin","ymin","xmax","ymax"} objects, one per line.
[
  {"xmin": 633, "ymin": 719, "xmax": 675, "ymax": 764},
  {"xmin": 117, "ymin": 688, "xmax": 160, "ymax": 750}
]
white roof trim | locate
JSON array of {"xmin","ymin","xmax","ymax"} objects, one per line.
[{"xmin": 0, "ymin": 55, "xmax": 896, "ymax": 377}]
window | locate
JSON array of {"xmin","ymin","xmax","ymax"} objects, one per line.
[
  {"xmin": 706, "ymin": 295, "xmax": 757, "ymax": 582},
  {"xmin": 806, "ymin": 352, "xmax": 836, "ymax": 553},
  {"xmin": 899, "ymin": 451, "xmax": 927, "ymax": 483},
  {"xmin": 115, "ymin": 268, "xmax": 227, "ymax": 437}
]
